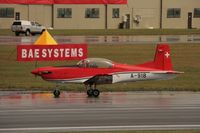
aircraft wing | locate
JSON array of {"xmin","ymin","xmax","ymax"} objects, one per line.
[{"xmin": 84, "ymin": 74, "xmax": 113, "ymax": 85}]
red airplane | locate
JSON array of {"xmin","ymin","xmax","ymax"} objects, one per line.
[{"xmin": 31, "ymin": 44, "xmax": 183, "ymax": 97}]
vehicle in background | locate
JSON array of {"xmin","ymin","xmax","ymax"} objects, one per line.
[{"xmin": 11, "ymin": 20, "xmax": 46, "ymax": 36}]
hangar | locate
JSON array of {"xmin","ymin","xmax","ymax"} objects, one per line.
[{"xmin": 0, "ymin": 0, "xmax": 200, "ymax": 29}]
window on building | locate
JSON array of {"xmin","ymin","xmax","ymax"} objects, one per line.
[
  {"xmin": 85, "ymin": 8, "xmax": 99, "ymax": 18},
  {"xmin": 112, "ymin": 8, "xmax": 120, "ymax": 18},
  {"xmin": 0, "ymin": 8, "xmax": 14, "ymax": 18},
  {"xmin": 194, "ymin": 8, "xmax": 200, "ymax": 18},
  {"xmin": 167, "ymin": 8, "xmax": 181, "ymax": 18},
  {"xmin": 57, "ymin": 8, "xmax": 72, "ymax": 18}
]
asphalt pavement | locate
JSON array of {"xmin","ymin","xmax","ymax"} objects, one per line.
[{"xmin": 0, "ymin": 91, "xmax": 200, "ymax": 132}]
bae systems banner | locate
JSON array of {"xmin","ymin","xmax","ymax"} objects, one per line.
[
  {"xmin": 0, "ymin": 0, "xmax": 127, "ymax": 4},
  {"xmin": 17, "ymin": 44, "xmax": 87, "ymax": 61}
]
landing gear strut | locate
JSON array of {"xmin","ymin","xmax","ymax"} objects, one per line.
[{"xmin": 86, "ymin": 84, "xmax": 100, "ymax": 97}]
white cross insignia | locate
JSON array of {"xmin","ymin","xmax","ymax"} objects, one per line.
[{"xmin": 165, "ymin": 52, "xmax": 170, "ymax": 58}]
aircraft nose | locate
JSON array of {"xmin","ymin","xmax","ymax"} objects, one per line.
[
  {"xmin": 31, "ymin": 69, "xmax": 39, "ymax": 75},
  {"xmin": 31, "ymin": 68, "xmax": 52, "ymax": 76}
]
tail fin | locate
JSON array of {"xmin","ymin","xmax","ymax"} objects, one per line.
[
  {"xmin": 154, "ymin": 44, "xmax": 173, "ymax": 70},
  {"xmin": 137, "ymin": 44, "xmax": 173, "ymax": 70}
]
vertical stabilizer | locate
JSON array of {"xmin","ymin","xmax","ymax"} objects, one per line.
[{"xmin": 154, "ymin": 44, "xmax": 173, "ymax": 70}]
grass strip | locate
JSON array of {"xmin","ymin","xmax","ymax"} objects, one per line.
[{"xmin": 49, "ymin": 130, "xmax": 200, "ymax": 133}]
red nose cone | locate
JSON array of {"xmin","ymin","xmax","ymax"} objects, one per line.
[{"xmin": 31, "ymin": 69, "xmax": 38, "ymax": 75}]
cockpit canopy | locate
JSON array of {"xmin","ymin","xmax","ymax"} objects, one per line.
[{"xmin": 77, "ymin": 58, "xmax": 113, "ymax": 68}]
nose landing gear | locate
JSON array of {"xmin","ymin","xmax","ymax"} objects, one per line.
[{"xmin": 53, "ymin": 89, "xmax": 60, "ymax": 98}]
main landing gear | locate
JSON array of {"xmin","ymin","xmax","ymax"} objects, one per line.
[{"xmin": 86, "ymin": 84, "xmax": 100, "ymax": 97}]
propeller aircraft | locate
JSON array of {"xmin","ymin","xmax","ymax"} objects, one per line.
[{"xmin": 31, "ymin": 44, "xmax": 183, "ymax": 97}]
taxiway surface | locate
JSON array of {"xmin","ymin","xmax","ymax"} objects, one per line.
[{"xmin": 0, "ymin": 91, "xmax": 200, "ymax": 132}]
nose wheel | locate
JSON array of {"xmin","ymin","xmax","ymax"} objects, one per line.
[{"xmin": 53, "ymin": 89, "xmax": 60, "ymax": 98}]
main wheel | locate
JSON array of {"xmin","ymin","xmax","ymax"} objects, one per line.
[
  {"xmin": 93, "ymin": 89, "xmax": 100, "ymax": 97},
  {"xmin": 87, "ymin": 89, "xmax": 93, "ymax": 97},
  {"xmin": 53, "ymin": 89, "xmax": 60, "ymax": 98}
]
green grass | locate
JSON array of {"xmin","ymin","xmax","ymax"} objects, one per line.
[
  {"xmin": 1, "ymin": 29, "xmax": 200, "ymax": 36},
  {"xmin": 49, "ymin": 29, "xmax": 200, "ymax": 36},
  {"xmin": 0, "ymin": 44, "xmax": 200, "ymax": 91},
  {"xmin": 50, "ymin": 130, "xmax": 200, "ymax": 133}
]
